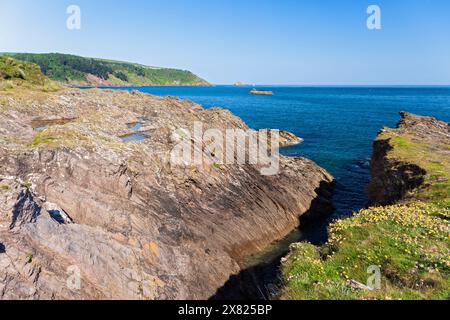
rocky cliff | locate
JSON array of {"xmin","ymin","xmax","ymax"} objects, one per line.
[
  {"xmin": 0, "ymin": 64, "xmax": 333, "ymax": 300},
  {"xmin": 368, "ymin": 112, "xmax": 449, "ymax": 206}
]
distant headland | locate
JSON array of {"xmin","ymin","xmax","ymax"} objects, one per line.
[{"xmin": 0, "ymin": 52, "xmax": 210, "ymax": 87}]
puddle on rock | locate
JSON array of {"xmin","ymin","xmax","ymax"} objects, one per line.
[
  {"xmin": 121, "ymin": 117, "xmax": 153, "ymax": 142},
  {"xmin": 126, "ymin": 121, "xmax": 142, "ymax": 131},
  {"xmin": 31, "ymin": 118, "xmax": 76, "ymax": 132},
  {"xmin": 121, "ymin": 132, "xmax": 153, "ymax": 142}
]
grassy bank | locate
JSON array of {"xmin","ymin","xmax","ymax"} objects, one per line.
[
  {"xmin": 281, "ymin": 115, "xmax": 449, "ymax": 300},
  {"xmin": 0, "ymin": 56, "xmax": 61, "ymax": 92}
]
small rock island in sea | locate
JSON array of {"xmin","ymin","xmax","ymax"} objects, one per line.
[{"xmin": 250, "ymin": 88, "xmax": 274, "ymax": 95}]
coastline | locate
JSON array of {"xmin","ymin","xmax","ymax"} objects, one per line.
[
  {"xmin": 72, "ymin": 83, "xmax": 215, "ymax": 89},
  {"xmin": 0, "ymin": 62, "xmax": 335, "ymax": 299},
  {"xmin": 1, "ymin": 56, "xmax": 449, "ymax": 300}
]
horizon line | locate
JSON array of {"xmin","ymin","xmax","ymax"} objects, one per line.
[{"xmin": 214, "ymin": 84, "xmax": 450, "ymax": 87}]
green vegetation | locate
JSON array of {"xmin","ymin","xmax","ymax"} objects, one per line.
[
  {"xmin": 23, "ymin": 181, "xmax": 33, "ymax": 189},
  {"xmin": 26, "ymin": 253, "xmax": 34, "ymax": 263},
  {"xmin": 0, "ymin": 56, "xmax": 60, "ymax": 91},
  {"xmin": 282, "ymin": 202, "xmax": 449, "ymax": 300},
  {"xmin": 30, "ymin": 127, "xmax": 92, "ymax": 150},
  {"xmin": 281, "ymin": 120, "xmax": 449, "ymax": 300},
  {"xmin": 1, "ymin": 53, "xmax": 209, "ymax": 86},
  {"xmin": 31, "ymin": 130, "xmax": 58, "ymax": 147},
  {"xmin": 378, "ymin": 131, "xmax": 450, "ymax": 207}
]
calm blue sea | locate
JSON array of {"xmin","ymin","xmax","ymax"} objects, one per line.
[{"xmin": 108, "ymin": 86, "xmax": 450, "ymax": 238}]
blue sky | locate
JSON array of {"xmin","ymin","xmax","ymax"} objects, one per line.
[{"xmin": 1, "ymin": 0, "xmax": 449, "ymax": 85}]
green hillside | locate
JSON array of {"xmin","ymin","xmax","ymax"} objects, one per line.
[
  {"xmin": 1, "ymin": 53, "xmax": 210, "ymax": 87},
  {"xmin": 0, "ymin": 56, "xmax": 60, "ymax": 91}
]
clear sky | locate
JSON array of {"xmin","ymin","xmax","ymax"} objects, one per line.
[{"xmin": 1, "ymin": 0, "xmax": 449, "ymax": 85}]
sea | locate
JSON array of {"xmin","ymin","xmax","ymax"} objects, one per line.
[{"xmin": 108, "ymin": 85, "xmax": 449, "ymax": 233}]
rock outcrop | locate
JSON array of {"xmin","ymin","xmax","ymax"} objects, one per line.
[
  {"xmin": 250, "ymin": 89, "xmax": 274, "ymax": 96},
  {"xmin": 368, "ymin": 112, "xmax": 449, "ymax": 206},
  {"xmin": 0, "ymin": 85, "xmax": 333, "ymax": 299}
]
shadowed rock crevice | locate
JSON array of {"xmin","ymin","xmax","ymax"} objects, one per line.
[
  {"xmin": 211, "ymin": 180, "xmax": 335, "ymax": 300},
  {"xmin": 10, "ymin": 189, "xmax": 41, "ymax": 229},
  {"xmin": 368, "ymin": 138, "xmax": 427, "ymax": 206}
]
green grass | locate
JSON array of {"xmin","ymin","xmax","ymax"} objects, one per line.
[
  {"xmin": 31, "ymin": 130, "xmax": 57, "ymax": 147},
  {"xmin": 0, "ymin": 56, "xmax": 61, "ymax": 91},
  {"xmin": 30, "ymin": 127, "xmax": 94, "ymax": 150},
  {"xmin": 282, "ymin": 202, "xmax": 450, "ymax": 300},
  {"xmin": 28, "ymin": 124, "xmax": 126, "ymax": 153},
  {"xmin": 23, "ymin": 181, "xmax": 32, "ymax": 189},
  {"xmin": 26, "ymin": 253, "xmax": 34, "ymax": 263},
  {"xmin": 390, "ymin": 136, "xmax": 414, "ymax": 150}
]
